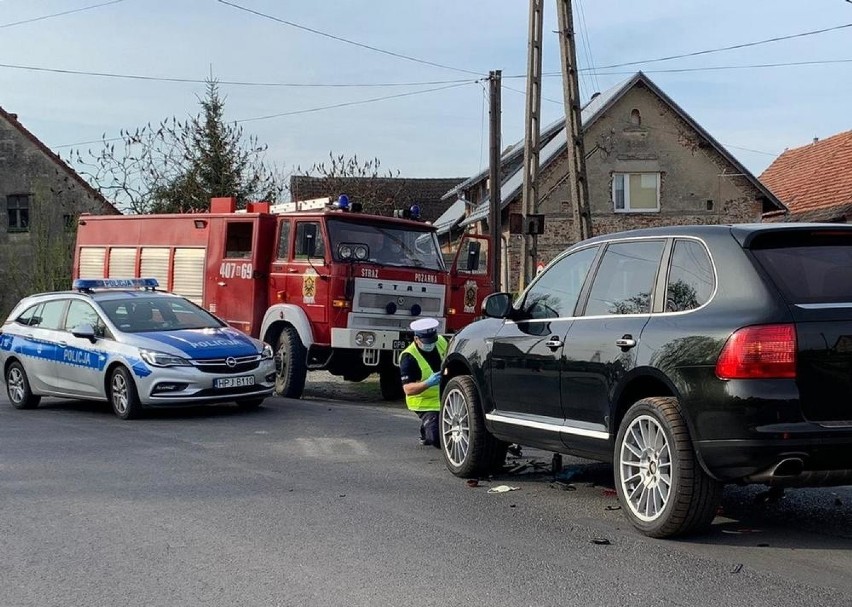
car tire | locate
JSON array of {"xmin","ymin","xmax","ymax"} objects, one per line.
[
  {"xmin": 440, "ymin": 375, "xmax": 504, "ymax": 478},
  {"xmin": 614, "ymin": 396, "xmax": 721, "ymax": 538},
  {"xmin": 5, "ymin": 361, "xmax": 41, "ymax": 410},
  {"xmin": 109, "ymin": 366, "xmax": 142, "ymax": 420},
  {"xmin": 275, "ymin": 326, "xmax": 307, "ymax": 399},
  {"xmin": 379, "ymin": 365, "xmax": 404, "ymax": 401},
  {"xmin": 237, "ymin": 397, "xmax": 265, "ymax": 411}
]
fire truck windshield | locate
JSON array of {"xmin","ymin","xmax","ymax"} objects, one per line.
[{"xmin": 327, "ymin": 219, "xmax": 445, "ymax": 271}]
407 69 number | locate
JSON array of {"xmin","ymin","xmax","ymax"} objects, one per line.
[{"xmin": 219, "ymin": 262, "xmax": 253, "ymax": 279}]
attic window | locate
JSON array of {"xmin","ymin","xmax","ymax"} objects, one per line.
[
  {"xmin": 630, "ymin": 109, "xmax": 642, "ymax": 126},
  {"xmin": 6, "ymin": 194, "xmax": 30, "ymax": 232}
]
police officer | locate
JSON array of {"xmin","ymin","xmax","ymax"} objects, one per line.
[{"xmin": 400, "ymin": 318, "xmax": 447, "ymax": 448}]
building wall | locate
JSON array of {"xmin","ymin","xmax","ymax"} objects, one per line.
[
  {"xmin": 500, "ymin": 83, "xmax": 765, "ymax": 291},
  {"xmin": 0, "ymin": 113, "xmax": 114, "ymax": 316}
]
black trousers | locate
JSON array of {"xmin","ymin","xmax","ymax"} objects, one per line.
[{"xmin": 417, "ymin": 411, "xmax": 440, "ymax": 448}]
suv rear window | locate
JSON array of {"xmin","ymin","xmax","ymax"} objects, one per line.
[{"xmin": 752, "ymin": 232, "xmax": 852, "ymax": 304}]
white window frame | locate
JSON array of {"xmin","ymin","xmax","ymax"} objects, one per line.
[{"xmin": 612, "ymin": 172, "xmax": 661, "ymax": 213}]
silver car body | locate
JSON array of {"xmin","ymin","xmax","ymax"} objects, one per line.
[{"xmin": 0, "ymin": 287, "xmax": 275, "ymax": 407}]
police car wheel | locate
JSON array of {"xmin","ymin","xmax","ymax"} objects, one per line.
[
  {"xmin": 110, "ymin": 367, "xmax": 142, "ymax": 420},
  {"xmin": 6, "ymin": 361, "xmax": 41, "ymax": 410},
  {"xmin": 275, "ymin": 326, "xmax": 307, "ymax": 399},
  {"xmin": 440, "ymin": 375, "xmax": 504, "ymax": 478}
]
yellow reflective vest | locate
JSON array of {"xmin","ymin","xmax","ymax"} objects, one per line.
[{"xmin": 402, "ymin": 336, "xmax": 448, "ymax": 412}]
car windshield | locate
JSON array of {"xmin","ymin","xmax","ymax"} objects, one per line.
[
  {"xmin": 327, "ymin": 218, "xmax": 445, "ymax": 271},
  {"xmin": 98, "ymin": 296, "xmax": 225, "ymax": 333}
]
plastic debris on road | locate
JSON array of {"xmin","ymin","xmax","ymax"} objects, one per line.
[
  {"xmin": 590, "ymin": 537, "xmax": 611, "ymax": 545},
  {"xmin": 487, "ymin": 485, "xmax": 520, "ymax": 494}
]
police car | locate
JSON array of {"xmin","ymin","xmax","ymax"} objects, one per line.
[{"xmin": 0, "ymin": 279, "xmax": 275, "ymax": 419}]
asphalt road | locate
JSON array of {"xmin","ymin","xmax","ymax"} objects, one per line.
[{"xmin": 1, "ymin": 379, "xmax": 851, "ymax": 607}]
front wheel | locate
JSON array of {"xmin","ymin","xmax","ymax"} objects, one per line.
[
  {"xmin": 614, "ymin": 397, "xmax": 721, "ymax": 538},
  {"xmin": 275, "ymin": 326, "xmax": 307, "ymax": 399},
  {"xmin": 440, "ymin": 375, "xmax": 504, "ymax": 478},
  {"xmin": 110, "ymin": 366, "xmax": 142, "ymax": 420},
  {"xmin": 5, "ymin": 361, "xmax": 40, "ymax": 410}
]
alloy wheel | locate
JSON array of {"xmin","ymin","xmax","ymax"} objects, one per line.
[
  {"xmin": 619, "ymin": 414, "xmax": 673, "ymax": 522},
  {"xmin": 112, "ymin": 372, "xmax": 129, "ymax": 415},
  {"xmin": 7, "ymin": 367, "xmax": 25, "ymax": 404},
  {"xmin": 442, "ymin": 387, "xmax": 470, "ymax": 467}
]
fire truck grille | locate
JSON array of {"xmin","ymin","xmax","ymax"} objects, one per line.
[
  {"xmin": 357, "ymin": 293, "xmax": 442, "ymax": 314},
  {"xmin": 191, "ymin": 355, "xmax": 261, "ymax": 374}
]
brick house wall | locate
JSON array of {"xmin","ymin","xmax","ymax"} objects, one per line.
[
  {"xmin": 0, "ymin": 108, "xmax": 117, "ymax": 315},
  {"xmin": 469, "ymin": 82, "xmax": 772, "ymax": 292}
]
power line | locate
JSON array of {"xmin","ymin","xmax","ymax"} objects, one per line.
[
  {"xmin": 584, "ymin": 58, "xmax": 852, "ymax": 75},
  {"xmin": 215, "ymin": 0, "xmax": 483, "ymax": 77},
  {"xmin": 0, "ymin": 0, "xmax": 127, "ymax": 29},
  {"xmin": 53, "ymin": 81, "xmax": 476, "ymax": 148},
  {"xmin": 0, "ymin": 61, "xmax": 472, "ymax": 87},
  {"xmin": 587, "ymin": 22, "xmax": 852, "ymax": 71}
]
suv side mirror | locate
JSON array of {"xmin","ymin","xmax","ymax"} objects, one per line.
[
  {"xmin": 465, "ymin": 240, "xmax": 481, "ymax": 272},
  {"xmin": 71, "ymin": 323, "xmax": 97, "ymax": 342},
  {"xmin": 482, "ymin": 292, "xmax": 513, "ymax": 319},
  {"xmin": 301, "ymin": 224, "xmax": 318, "ymax": 258}
]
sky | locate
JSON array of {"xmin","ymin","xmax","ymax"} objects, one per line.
[{"xmin": 1, "ymin": 0, "xmax": 851, "ymax": 193}]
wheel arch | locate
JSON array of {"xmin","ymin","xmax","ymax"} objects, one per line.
[{"xmin": 260, "ymin": 305, "xmax": 314, "ymax": 350}]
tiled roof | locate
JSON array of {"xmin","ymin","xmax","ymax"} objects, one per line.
[
  {"xmin": 0, "ymin": 106, "xmax": 119, "ymax": 214},
  {"xmin": 759, "ymin": 130, "xmax": 852, "ymax": 220},
  {"xmin": 289, "ymin": 175, "xmax": 464, "ymax": 223}
]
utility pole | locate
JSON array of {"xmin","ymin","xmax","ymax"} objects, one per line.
[
  {"xmin": 556, "ymin": 0, "xmax": 592, "ymax": 242},
  {"xmin": 520, "ymin": 0, "xmax": 544, "ymax": 291},
  {"xmin": 488, "ymin": 70, "xmax": 502, "ymax": 292}
]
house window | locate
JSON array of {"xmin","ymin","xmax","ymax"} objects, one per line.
[
  {"xmin": 613, "ymin": 173, "xmax": 660, "ymax": 212},
  {"xmin": 7, "ymin": 194, "xmax": 30, "ymax": 232},
  {"xmin": 630, "ymin": 109, "xmax": 642, "ymax": 126}
]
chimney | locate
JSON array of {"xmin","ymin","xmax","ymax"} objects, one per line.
[
  {"xmin": 813, "ymin": 137, "xmax": 819, "ymax": 144},
  {"xmin": 9, "ymin": 113, "xmax": 17, "ymax": 120}
]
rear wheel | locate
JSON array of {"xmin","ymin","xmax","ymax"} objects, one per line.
[
  {"xmin": 110, "ymin": 366, "xmax": 142, "ymax": 420},
  {"xmin": 5, "ymin": 361, "xmax": 40, "ymax": 410},
  {"xmin": 275, "ymin": 326, "xmax": 307, "ymax": 398},
  {"xmin": 379, "ymin": 365, "xmax": 404, "ymax": 401},
  {"xmin": 440, "ymin": 375, "xmax": 504, "ymax": 477},
  {"xmin": 614, "ymin": 397, "xmax": 721, "ymax": 538}
]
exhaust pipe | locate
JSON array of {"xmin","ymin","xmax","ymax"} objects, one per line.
[{"xmin": 744, "ymin": 457, "xmax": 804, "ymax": 485}]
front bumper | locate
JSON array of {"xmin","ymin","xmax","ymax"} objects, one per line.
[{"xmin": 136, "ymin": 358, "xmax": 276, "ymax": 406}]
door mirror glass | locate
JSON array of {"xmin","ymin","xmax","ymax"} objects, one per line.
[
  {"xmin": 482, "ymin": 292, "xmax": 513, "ymax": 319},
  {"xmin": 71, "ymin": 323, "xmax": 96, "ymax": 341}
]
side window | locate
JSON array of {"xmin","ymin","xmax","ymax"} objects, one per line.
[
  {"xmin": 584, "ymin": 240, "xmax": 665, "ymax": 316},
  {"xmin": 277, "ymin": 221, "xmax": 291, "ymax": 260},
  {"xmin": 295, "ymin": 222, "xmax": 326, "ymax": 260},
  {"xmin": 16, "ymin": 303, "xmax": 42, "ymax": 326},
  {"xmin": 64, "ymin": 301, "xmax": 107, "ymax": 337},
  {"xmin": 522, "ymin": 246, "xmax": 598, "ymax": 320},
  {"xmin": 38, "ymin": 300, "xmax": 68, "ymax": 330},
  {"xmin": 225, "ymin": 222, "xmax": 253, "ymax": 259},
  {"xmin": 666, "ymin": 239, "xmax": 715, "ymax": 312}
]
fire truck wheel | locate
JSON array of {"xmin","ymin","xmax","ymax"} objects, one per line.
[
  {"xmin": 379, "ymin": 366, "xmax": 405, "ymax": 401},
  {"xmin": 275, "ymin": 326, "xmax": 307, "ymax": 399}
]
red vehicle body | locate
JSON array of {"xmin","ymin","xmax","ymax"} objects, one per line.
[{"xmin": 73, "ymin": 197, "xmax": 492, "ymax": 399}]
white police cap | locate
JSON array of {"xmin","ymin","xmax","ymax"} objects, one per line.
[{"xmin": 410, "ymin": 317, "xmax": 440, "ymax": 343}]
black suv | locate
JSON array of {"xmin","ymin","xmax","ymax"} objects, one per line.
[{"xmin": 439, "ymin": 224, "xmax": 852, "ymax": 538}]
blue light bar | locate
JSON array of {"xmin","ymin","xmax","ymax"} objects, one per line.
[{"xmin": 73, "ymin": 278, "xmax": 159, "ymax": 291}]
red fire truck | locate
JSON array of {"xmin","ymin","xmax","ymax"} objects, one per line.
[{"xmin": 73, "ymin": 196, "xmax": 492, "ymax": 400}]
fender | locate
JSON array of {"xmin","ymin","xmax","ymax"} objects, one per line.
[{"xmin": 259, "ymin": 304, "xmax": 315, "ymax": 349}]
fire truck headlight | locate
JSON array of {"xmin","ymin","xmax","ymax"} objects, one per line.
[
  {"xmin": 355, "ymin": 331, "xmax": 376, "ymax": 347},
  {"xmin": 354, "ymin": 245, "xmax": 368, "ymax": 260},
  {"xmin": 338, "ymin": 244, "xmax": 353, "ymax": 260},
  {"xmin": 260, "ymin": 343, "xmax": 274, "ymax": 359}
]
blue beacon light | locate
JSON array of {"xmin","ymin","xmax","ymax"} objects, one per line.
[
  {"xmin": 337, "ymin": 194, "xmax": 350, "ymax": 210},
  {"xmin": 73, "ymin": 278, "xmax": 159, "ymax": 290}
]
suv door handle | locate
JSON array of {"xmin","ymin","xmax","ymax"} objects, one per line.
[
  {"xmin": 545, "ymin": 336, "xmax": 563, "ymax": 349},
  {"xmin": 615, "ymin": 335, "xmax": 636, "ymax": 349}
]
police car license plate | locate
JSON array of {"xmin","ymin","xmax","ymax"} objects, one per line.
[
  {"xmin": 214, "ymin": 376, "xmax": 255, "ymax": 389},
  {"xmin": 393, "ymin": 339, "xmax": 409, "ymax": 350}
]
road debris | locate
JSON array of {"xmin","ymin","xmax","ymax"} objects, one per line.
[
  {"xmin": 549, "ymin": 480, "xmax": 576, "ymax": 491},
  {"xmin": 605, "ymin": 505, "xmax": 621, "ymax": 511},
  {"xmin": 590, "ymin": 537, "xmax": 611, "ymax": 545},
  {"xmin": 721, "ymin": 528, "xmax": 763, "ymax": 535},
  {"xmin": 466, "ymin": 479, "xmax": 480, "ymax": 488},
  {"xmin": 602, "ymin": 488, "xmax": 617, "ymax": 497},
  {"xmin": 487, "ymin": 485, "xmax": 520, "ymax": 494},
  {"xmin": 731, "ymin": 564, "xmax": 743, "ymax": 574}
]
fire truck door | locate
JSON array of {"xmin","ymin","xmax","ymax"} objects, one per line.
[
  {"xmin": 448, "ymin": 234, "xmax": 493, "ymax": 332},
  {"xmin": 206, "ymin": 219, "xmax": 263, "ymax": 335}
]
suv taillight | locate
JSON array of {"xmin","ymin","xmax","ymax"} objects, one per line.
[{"xmin": 715, "ymin": 324, "xmax": 797, "ymax": 380}]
